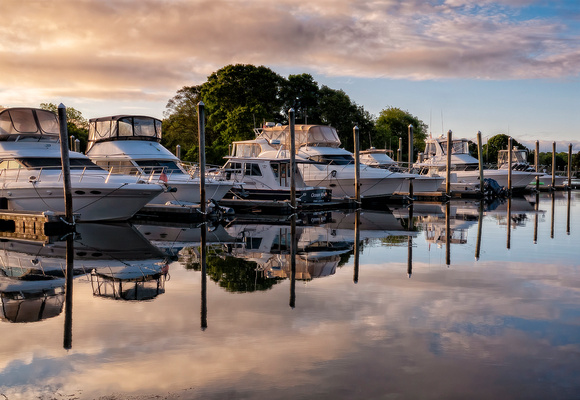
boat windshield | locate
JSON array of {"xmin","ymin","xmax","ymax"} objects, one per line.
[
  {"xmin": 0, "ymin": 108, "xmax": 60, "ymax": 137},
  {"xmin": 135, "ymin": 160, "xmax": 184, "ymax": 174},
  {"xmin": 11, "ymin": 158, "xmax": 104, "ymax": 170},
  {"xmin": 440, "ymin": 140, "xmax": 470, "ymax": 155},
  {"xmin": 309, "ymin": 154, "xmax": 354, "ymax": 165}
]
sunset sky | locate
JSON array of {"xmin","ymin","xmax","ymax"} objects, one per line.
[{"xmin": 1, "ymin": 0, "xmax": 579, "ymax": 151}]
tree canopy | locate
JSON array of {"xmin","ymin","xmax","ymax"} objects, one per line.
[
  {"xmin": 482, "ymin": 134, "xmax": 527, "ymax": 165},
  {"xmin": 375, "ymin": 107, "xmax": 428, "ymax": 163},
  {"xmin": 40, "ymin": 102, "xmax": 89, "ymax": 151}
]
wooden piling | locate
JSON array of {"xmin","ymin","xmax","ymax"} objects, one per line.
[
  {"xmin": 507, "ymin": 137, "xmax": 512, "ymax": 194},
  {"xmin": 408, "ymin": 124, "xmax": 414, "ymax": 173},
  {"xmin": 477, "ymin": 131, "xmax": 484, "ymax": 196},
  {"xmin": 535, "ymin": 141, "xmax": 540, "ymax": 190},
  {"xmin": 289, "ymin": 109, "xmax": 297, "ymax": 209},
  {"xmin": 446, "ymin": 130, "xmax": 452, "ymax": 195},
  {"xmin": 552, "ymin": 142, "xmax": 556, "ymax": 190},
  {"xmin": 197, "ymin": 102, "xmax": 206, "ymax": 216},
  {"xmin": 353, "ymin": 126, "xmax": 361, "ymax": 203},
  {"xmin": 568, "ymin": 143, "xmax": 572, "ymax": 188}
]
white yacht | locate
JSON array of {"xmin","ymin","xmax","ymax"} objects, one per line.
[
  {"xmin": 497, "ymin": 148, "xmax": 567, "ymax": 188},
  {"xmin": 0, "ymin": 108, "xmax": 163, "ymax": 221},
  {"xmin": 255, "ymin": 124, "xmax": 419, "ymax": 199},
  {"xmin": 85, "ymin": 115, "xmax": 233, "ymax": 205},
  {"xmin": 220, "ymin": 138, "xmax": 330, "ymax": 203},
  {"xmin": 359, "ymin": 147, "xmax": 445, "ymax": 193},
  {"xmin": 415, "ymin": 135, "xmax": 539, "ymax": 191}
]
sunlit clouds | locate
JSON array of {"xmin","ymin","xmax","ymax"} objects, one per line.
[{"xmin": 1, "ymin": 0, "xmax": 578, "ymax": 103}]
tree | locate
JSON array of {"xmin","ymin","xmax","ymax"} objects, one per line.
[
  {"xmin": 40, "ymin": 102, "xmax": 89, "ymax": 151},
  {"xmin": 162, "ymin": 86, "xmax": 202, "ymax": 162},
  {"xmin": 375, "ymin": 107, "xmax": 428, "ymax": 163},
  {"xmin": 279, "ymin": 73, "xmax": 320, "ymax": 124},
  {"xmin": 482, "ymin": 134, "xmax": 527, "ymax": 165}
]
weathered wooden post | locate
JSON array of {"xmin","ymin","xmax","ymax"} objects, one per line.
[
  {"xmin": 568, "ymin": 143, "xmax": 572, "ymax": 188},
  {"xmin": 58, "ymin": 104, "xmax": 74, "ymax": 349},
  {"xmin": 408, "ymin": 124, "xmax": 414, "ymax": 173},
  {"xmin": 552, "ymin": 141, "xmax": 556, "ymax": 190},
  {"xmin": 398, "ymin": 137, "xmax": 403, "ymax": 163},
  {"xmin": 446, "ymin": 130, "xmax": 452, "ymax": 195},
  {"xmin": 535, "ymin": 140, "xmax": 540, "ymax": 190},
  {"xmin": 477, "ymin": 131, "xmax": 484, "ymax": 196},
  {"xmin": 507, "ymin": 137, "xmax": 512, "ymax": 194},
  {"xmin": 74, "ymin": 139, "xmax": 80, "ymax": 153},
  {"xmin": 289, "ymin": 109, "xmax": 297, "ymax": 209},
  {"xmin": 176, "ymin": 144, "xmax": 181, "ymax": 159},
  {"xmin": 353, "ymin": 125, "xmax": 361, "ymax": 203},
  {"xmin": 198, "ymin": 102, "xmax": 206, "ymax": 216}
]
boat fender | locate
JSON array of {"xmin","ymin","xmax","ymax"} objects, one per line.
[{"xmin": 331, "ymin": 170, "xmax": 337, "ymax": 177}]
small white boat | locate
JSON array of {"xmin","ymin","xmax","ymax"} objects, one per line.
[
  {"xmin": 86, "ymin": 115, "xmax": 234, "ymax": 205},
  {"xmin": 415, "ymin": 135, "xmax": 539, "ymax": 191},
  {"xmin": 497, "ymin": 148, "xmax": 567, "ymax": 188},
  {"xmin": 220, "ymin": 138, "xmax": 330, "ymax": 203},
  {"xmin": 0, "ymin": 108, "xmax": 163, "ymax": 221},
  {"xmin": 255, "ymin": 124, "xmax": 418, "ymax": 199},
  {"xmin": 359, "ymin": 147, "xmax": 445, "ymax": 193}
]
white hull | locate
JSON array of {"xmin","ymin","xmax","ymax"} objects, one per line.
[
  {"xmin": 2, "ymin": 181, "xmax": 162, "ymax": 221},
  {"xmin": 153, "ymin": 180, "xmax": 233, "ymax": 205},
  {"xmin": 396, "ymin": 176, "xmax": 446, "ymax": 194},
  {"xmin": 450, "ymin": 170, "xmax": 536, "ymax": 190}
]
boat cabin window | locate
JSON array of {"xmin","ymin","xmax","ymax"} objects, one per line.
[
  {"xmin": 95, "ymin": 160, "xmax": 139, "ymax": 175},
  {"xmin": 0, "ymin": 160, "xmax": 23, "ymax": 170},
  {"xmin": 224, "ymin": 162, "xmax": 242, "ymax": 172},
  {"xmin": 440, "ymin": 140, "xmax": 470, "ymax": 155},
  {"xmin": 309, "ymin": 154, "xmax": 354, "ymax": 165},
  {"xmin": 244, "ymin": 163, "xmax": 262, "ymax": 176},
  {"xmin": 135, "ymin": 160, "xmax": 184, "ymax": 174},
  {"xmin": 424, "ymin": 142, "xmax": 437, "ymax": 157},
  {"xmin": 14, "ymin": 158, "xmax": 104, "ymax": 170}
]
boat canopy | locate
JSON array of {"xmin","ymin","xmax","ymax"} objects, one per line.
[
  {"xmin": 88, "ymin": 115, "xmax": 162, "ymax": 151},
  {"xmin": 257, "ymin": 124, "xmax": 342, "ymax": 149},
  {"xmin": 0, "ymin": 108, "xmax": 60, "ymax": 139}
]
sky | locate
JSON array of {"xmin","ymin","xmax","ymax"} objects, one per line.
[{"xmin": 1, "ymin": 0, "xmax": 579, "ymax": 152}]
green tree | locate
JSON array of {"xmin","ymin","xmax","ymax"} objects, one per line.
[
  {"xmin": 375, "ymin": 107, "xmax": 427, "ymax": 163},
  {"xmin": 482, "ymin": 134, "xmax": 527, "ymax": 165},
  {"xmin": 40, "ymin": 102, "xmax": 89, "ymax": 151},
  {"xmin": 162, "ymin": 86, "xmax": 202, "ymax": 162},
  {"xmin": 279, "ymin": 73, "xmax": 320, "ymax": 124}
]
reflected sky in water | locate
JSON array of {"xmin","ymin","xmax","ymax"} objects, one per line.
[{"xmin": 0, "ymin": 191, "xmax": 579, "ymax": 399}]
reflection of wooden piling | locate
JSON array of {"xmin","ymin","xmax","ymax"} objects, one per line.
[
  {"xmin": 407, "ymin": 235, "xmax": 413, "ymax": 278},
  {"xmin": 506, "ymin": 197, "xmax": 511, "ymax": 249},
  {"xmin": 198, "ymin": 102, "xmax": 206, "ymax": 216},
  {"xmin": 200, "ymin": 223, "xmax": 207, "ymax": 330},
  {"xmin": 353, "ymin": 126, "xmax": 360, "ymax": 203},
  {"xmin": 63, "ymin": 233, "xmax": 74, "ymax": 349},
  {"xmin": 567, "ymin": 190, "xmax": 571, "ymax": 235},
  {"xmin": 353, "ymin": 209, "xmax": 360, "ymax": 283},
  {"xmin": 290, "ymin": 213, "xmax": 296, "ymax": 308},
  {"xmin": 445, "ymin": 202, "xmax": 450, "ymax": 266},
  {"xmin": 477, "ymin": 131, "xmax": 484, "ymax": 196},
  {"xmin": 475, "ymin": 201, "xmax": 483, "ymax": 260},
  {"xmin": 507, "ymin": 137, "xmax": 512, "ymax": 194},
  {"xmin": 550, "ymin": 193, "xmax": 555, "ymax": 239},
  {"xmin": 446, "ymin": 130, "xmax": 452, "ymax": 195},
  {"xmin": 289, "ymin": 109, "xmax": 297, "ymax": 209},
  {"xmin": 534, "ymin": 192, "xmax": 539, "ymax": 244}
]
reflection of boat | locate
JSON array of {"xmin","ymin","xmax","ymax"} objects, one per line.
[
  {"xmin": 0, "ymin": 223, "xmax": 169, "ymax": 310},
  {"xmin": 416, "ymin": 135, "xmax": 538, "ymax": 191},
  {"xmin": 254, "ymin": 124, "xmax": 413, "ymax": 199},
  {"xmin": 86, "ymin": 115, "xmax": 233, "ymax": 205},
  {"xmin": 0, "ymin": 108, "xmax": 164, "ymax": 220},
  {"xmin": 220, "ymin": 138, "xmax": 330, "ymax": 203},
  {"xmin": 498, "ymin": 148, "xmax": 567, "ymax": 188},
  {"xmin": 226, "ymin": 223, "xmax": 353, "ymax": 280}
]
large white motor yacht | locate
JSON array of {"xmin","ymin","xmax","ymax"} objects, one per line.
[
  {"xmin": 415, "ymin": 135, "xmax": 539, "ymax": 191},
  {"xmin": 220, "ymin": 138, "xmax": 330, "ymax": 203},
  {"xmin": 0, "ymin": 108, "xmax": 163, "ymax": 221},
  {"xmin": 255, "ymin": 124, "xmax": 418, "ymax": 199},
  {"xmin": 85, "ymin": 115, "xmax": 233, "ymax": 205}
]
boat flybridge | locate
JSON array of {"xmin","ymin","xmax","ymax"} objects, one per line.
[
  {"xmin": 415, "ymin": 135, "xmax": 539, "ymax": 191},
  {"xmin": 254, "ymin": 124, "xmax": 441, "ymax": 199},
  {"xmin": 0, "ymin": 107, "xmax": 163, "ymax": 221},
  {"xmin": 221, "ymin": 137, "xmax": 330, "ymax": 203},
  {"xmin": 85, "ymin": 115, "xmax": 233, "ymax": 205},
  {"xmin": 497, "ymin": 148, "xmax": 567, "ymax": 188}
]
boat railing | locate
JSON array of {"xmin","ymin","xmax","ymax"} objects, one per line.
[{"xmin": 0, "ymin": 166, "xmax": 156, "ymax": 185}]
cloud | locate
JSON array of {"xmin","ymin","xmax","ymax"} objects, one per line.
[{"xmin": 0, "ymin": 0, "xmax": 579, "ymax": 104}]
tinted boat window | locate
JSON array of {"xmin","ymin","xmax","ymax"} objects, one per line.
[
  {"xmin": 17, "ymin": 158, "xmax": 104, "ymax": 170},
  {"xmin": 135, "ymin": 160, "xmax": 184, "ymax": 173}
]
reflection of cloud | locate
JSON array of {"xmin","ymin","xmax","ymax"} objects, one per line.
[
  {"xmin": 1, "ymin": 0, "xmax": 579, "ymax": 104},
  {"xmin": 1, "ymin": 255, "xmax": 579, "ymax": 398}
]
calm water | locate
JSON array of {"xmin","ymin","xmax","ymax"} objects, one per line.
[{"xmin": 1, "ymin": 191, "xmax": 579, "ymax": 400}]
